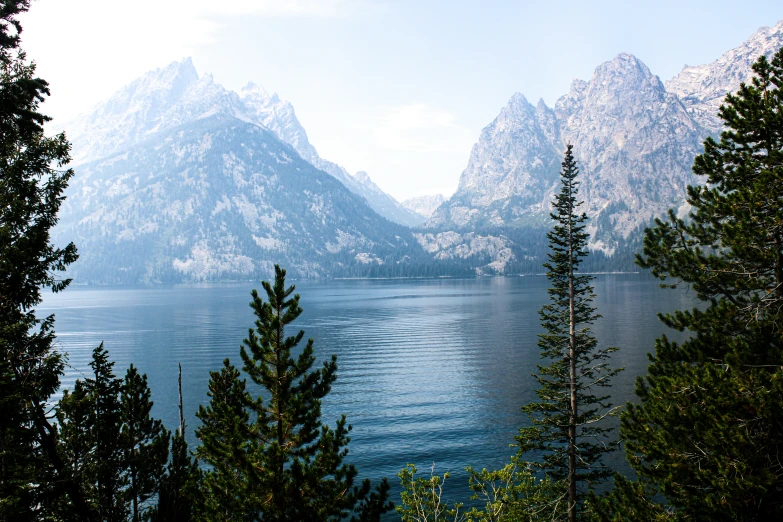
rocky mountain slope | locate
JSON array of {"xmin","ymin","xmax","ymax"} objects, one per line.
[
  {"xmin": 236, "ymin": 81, "xmax": 424, "ymax": 226},
  {"xmin": 60, "ymin": 59, "xmax": 423, "ymax": 227},
  {"xmin": 402, "ymin": 194, "xmax": 446, "ymax": 218},
  {"xmin": 666, "ymin": 20, "xmax": 783, "ymax": 134},
  {"xmin": 54, "ymin": 21, "xmax": 783, "ymax": 280},
  {"xmin": 426, "ymin": 22, "xmax": 782, "ymax": 266},
  {"xmin": 56, "ymin": 113, "xmax": 444, "ymax": 282}
]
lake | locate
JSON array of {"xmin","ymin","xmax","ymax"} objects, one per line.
[{"xmin": 40, "ymin": 274, "xmax": 694, "ymax": 507}]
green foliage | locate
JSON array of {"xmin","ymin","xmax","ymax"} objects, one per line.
[
  {"xmin": 194, "ymin": 265, "xmax": 391, "ymax": 520},
  {"xmin": 396, "ymin": 464, "xmax": 464, "ymax": 522},
  {"xmin": 624, "ymin": 48, "xmax": 783, "ymax": 519},
  {"xmin": 57, "ymin": 344, "xmax": 126, "ymax": 521},
  {"xmin": 57, "ymin": 346, "xmax": 170, "ymax": 522},
  {"xmin": 464, "ymin": 457, "xmax": 563, "ymax": 522},
  {"xmin": 239, "ymin": 264, "xmax": 391, "ymax": 520},
  {"xmin": 516, "ymin": 144, "xmax": 621, "ymax": 521},
  {"xmin": 0, "ymin": 1, "xmax": 85, "ymax": 519},
  {"xmin": 149, "ymin": 433, "xmax": 199, "ymax": 522},
  {"xmin": 586, "ymin": 475, "xmax": 674, "ymax": 522},
  {"xmin": 194, "ymin": 359, "xmax": 257, "ymax": 521},
  {"xmin": 121, "ymin": 365, "xmax": 170, "ymax": 522}
]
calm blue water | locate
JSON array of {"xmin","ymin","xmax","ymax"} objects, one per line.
[{"xmin": 40, "ymin": 275, "xmax": 694, "ymax": 507}]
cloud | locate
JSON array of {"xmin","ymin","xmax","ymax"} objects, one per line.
[{"xmin": 367, "ymin": 104, "xmax": 473, "ymax": 153}]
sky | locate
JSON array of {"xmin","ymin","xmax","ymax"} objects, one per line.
[{"xmin": 18, "ymin": 0, "xmax": 783, "ymax": 201}]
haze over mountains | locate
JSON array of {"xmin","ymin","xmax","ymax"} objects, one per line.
[{"xmin": 54, "ymin": 21, "xmax": 783, "ymax": 282}]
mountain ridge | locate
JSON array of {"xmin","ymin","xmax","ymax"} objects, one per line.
[
  {"xmin": 426, "ymin": 22, "xmax": 782, "ymax": 264},
  {"xmin": 55, "ymin": 21, "xmax": 783, "ymax": 280},
  {"xmin": 60, "ymin": 59, "xmax": 424, "ymax": 228}
]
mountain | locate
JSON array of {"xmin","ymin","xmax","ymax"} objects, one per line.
[
  {"xmin": 54, "ymin": 22, "xmax": 783, "ymax": 280},
  {"xmin": 402, "ymin": 194, "xmax": 446, "ymax": 218},
  {"xmin": 429, "ymin": 53, "xmax": 702, "ymax": 255},
  {"xmin": 61, "ymin": 59, "xmax": 422, "ymax": 227},
  {"xmin": 426, "ymin": 22, "xmax": 783, "ymax": 266},
  {"xmin": 427, "ymin": 94, "xmax": 562, "ymax": 230},
  {"xmin": 59, "ymin": 114, "xmax": 393, "ymax": 281},
  {"xmin": 666, "ymin": 20, "xmax": 783, "ymax": 134},
  {"xmin": 53, "ymin": 64, "xmax": 473, "ymax": 282},
  {"xmin": 556, "ymin": 53, "xmax": 703, "ymax": 252},
  {"xmin": 236, "ymin": 82, "xmax": 424, "ymax": 227}
]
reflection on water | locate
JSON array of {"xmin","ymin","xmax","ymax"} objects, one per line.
[{"xmin": 41, "ymin": 275, "xmax": 694, "ymax": 506}]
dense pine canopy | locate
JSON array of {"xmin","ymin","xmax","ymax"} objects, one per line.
[{"xmin": 608, "ymin": 47, "xmax": 783, "ymax": 520}]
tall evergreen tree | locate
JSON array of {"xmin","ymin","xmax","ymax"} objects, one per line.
[
  {"xmin": 120, "ymin": 365, "xmax": 169, "ymax": 522},
  {"xmin": 195, "ymin": 359, "xmax": 258, "ymax": 522},
  {"xmin": 57, "ymin": 345, "xmax": 127, "ymax": 521},
  {"xmin": 88, "ymin": 345, "xmax": 127, "ymax": 522},
  {"xmin": 516, "ymin": 145, "xmax": 621, "ymax": 522},
  {"xmin": 0, "ymin": 1, "xmax": 87, "ymax": 519},
  {"xmin": 239, "ymin": 265, "xmax": 392, "ymax": 521},
  {"xmin": 612, "ymin": 48, "xmax": 783, "ymax": 520},
  {"xmin": 58, "ymin": 347, "xmax": 171, "ymax": 522}
]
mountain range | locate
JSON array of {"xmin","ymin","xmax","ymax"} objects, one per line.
[
  {"xmin": 424, "ymin": 21, "xmax": 783, "ymax": 266},
  {"xmin": 59, "ymin": 59, "xmax": 424, "ymax": 228},
  {"xmin": 53, "ymin": 21, "xmax": 783, "ymax": 281}
]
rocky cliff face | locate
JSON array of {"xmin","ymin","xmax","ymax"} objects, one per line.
[
  {"xmin": 558, "ymin": 53, "xmax": 702, "ymax": 252},
  {"xmin": 428, "ymin": 94, "xmax": 562, "ymax": 230},
  {"xmin": 666, "ymin": 20, "xmax": 783, "ymax": 134},
  {"xmin": 427, "ymin": 22, "xmax": 782, "ymax": 263}
]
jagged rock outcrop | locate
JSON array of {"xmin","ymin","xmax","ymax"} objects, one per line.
[
  {"xmin": 558, "ymin": 53, "xmax": 703, "ymax": 252},
  {"xmin": 428, "ymin": 22, "xmax": 783, "ymax": 260},
  {"xmin": 428, "ymin": 94, "xmax": 561, "ymax": 230},
  {"xmin": 666, "ymin": 20, "xmax": 783, "ymax": 134}
]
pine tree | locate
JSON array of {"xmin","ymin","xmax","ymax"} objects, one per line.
[
  {"xmin": 57, "ymin": 345, "xmax": 127, "ymax": 521},
  {"xmin": 194, "ymin": 359, "xmax": 257, "ymax": 522},
  {"xmin": 616, "ymin": 48, "xmax": 783, "ymax": 519},
  {"xmin": 151, "ymin": 433, "xmax": 199, "ymax": 522},
  {"xmin": 120, "ymin": 365, "xmax": 170, "ymax": 522},
  {"xmin": 59, "ymin": 347, "xmax": 173, "ymax": 521},
  {"xmin": 238, "ymin": 265, "xmax": 392, "ymax": 521},
  {"xmin": 516, "ymin": 145, "xmax": 621, "ymax": 522},
  {"xmin": 88, "ymin": 345, "xmax": 127, "ymax": 522},
  {"xmin": 0, "ymin": 1, "xmax": 87, "ymax": 519}
]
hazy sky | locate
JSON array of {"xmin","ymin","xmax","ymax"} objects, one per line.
[{"xmin": 19, "ymin": 1, "xmax": 783, "ymax": 200}]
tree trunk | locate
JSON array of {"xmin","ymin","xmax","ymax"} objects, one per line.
[
  {"xmin": 276, "ymin": 301, "xmax": 285, "ymax": 516},
  {"xmin": 568, "ymin": 186, "xmax": 578, "ymax": 522},
  {"xmin": 132, "ymin": 463, "xmax": 138, "ymax": 522},
  {"xmin": 178, "ymin": 362, "xmax": 185, "ymax": 436}
]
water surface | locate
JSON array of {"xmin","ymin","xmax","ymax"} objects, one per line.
[{"xmin": 41, "ymin": 275, "xmax": 694, "ymax": 506}]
